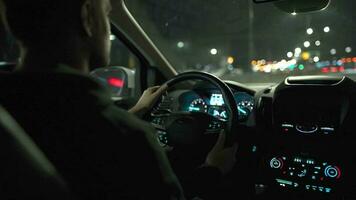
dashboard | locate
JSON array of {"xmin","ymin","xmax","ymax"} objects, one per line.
[
  {"xmin": 178, "ymin": 90, "xmax": 254, "ymax": 122},
  {"xmin": 149, "ymin": 76, "xmax": 356, "ymax": 199},
  {"xmin": 90, "ymin": 68, "xmax": 356, "ymax": 199}
]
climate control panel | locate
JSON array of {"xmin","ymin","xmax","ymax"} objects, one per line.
[{"xmin": 268, "ymin": 155, "xmax": 342, "ymax": 193}]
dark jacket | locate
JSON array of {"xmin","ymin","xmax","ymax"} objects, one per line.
[{"xmin": 0, "ymin": 65, "xmax": 184, "ymax": 200}]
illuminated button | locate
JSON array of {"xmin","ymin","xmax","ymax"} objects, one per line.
[
  {"xmin": 282, "ymin": 123, "xmax": 294, "ymax": 128},
  {"xmin": 325, "ymin": 188, "xmax": 332, "ymax": 193},
  {"xmin": 319, "ymin": 187, "xmax": 324, "ymax": 192},
  {"xmin": 305, "ymin": 185, "xmax": 310, "ymax": 190},
  {"xmin": 296, "ymin": 125, "xmax": 318, "ymax": 134},
  {"xmin": 324, "ymin": 165, "xmax": 341, "ymax": 179},
  {"xmin": 270, "ymin": 157, "xmax": 283, "ymax": 169},
  {"xmin": 297, "ymin": 169, "xmax": 307, "ymax": 177},
  {"xmin": 281, "ymin": 124, "xmax": 293, "ymax": 133},
  {"xmin": 320, "ymin": 127, "xmax": 335, "ymax": 135}
]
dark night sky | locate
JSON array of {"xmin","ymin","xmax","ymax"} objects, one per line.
[{"xmin": 126, "ymin": 0, "xmax": 356, "ymax": 71}]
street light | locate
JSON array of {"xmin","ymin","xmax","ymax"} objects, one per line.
[
  {"xmin": 304, "ymin": 41, "xmax": 311, "ymax": 48},
  {"xmin": 110, "ymin": 35, "xmax": 116, "ymax": 41},
  {"xmin": 313, "ymin": 56, "xmax": 320, "ymax": 63},
  {"xmin": 315, "ymin": 40, "xmax": 321, "ymax": 46},
  {"xmin": 330, "ymin": 49, "xmax": 336, "ymax": 55},
  {"xmin": 210, "ymin": 48, "xmax": 218, "ymax": 55},
  {"xmin": 295, "ymin": 47, "xmax": 302, "ymax": 54},
  {"xmin": 177, "ymin": 41, "xmax": 185, "ymax": 48},
  {"xmin": 287, "ymin": 52, "xmax": 293, "ymax": 58},
  {"xmin": 227, "ymin": 56, "xmax": 234, "ymax": 64},
  {"xmin": 324, "ymin": 26, "xmax": 330, "ymax": 33},
  {"xmin": 345, "ymin": 47, "xmax": 352, "ymax": 53},
  {"xmin": 307, "ymin": 28, "xmax": 314, "ymax": 35}
]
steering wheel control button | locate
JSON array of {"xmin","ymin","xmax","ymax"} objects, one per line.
[
  {"xmin": 157, "ymin": 130, "xmax": 168, "ymax": 146},
  {"xmin": 324, "ymin": 165, "xmax": 341, "ymax": 179},
  {"xmin": 270, "ymin": 157, "xmax": 283, "ymax": 169},
  {"xmin": 281, "ymin": 123, "xmax": 294, "ymax": 133},
  {"xmin": 320, "ymin": 127, "xmax": 335, "ymax": 135},
  {"xmin": 296, "ymin": 124, "xmax": 318, "ymax": 134}
]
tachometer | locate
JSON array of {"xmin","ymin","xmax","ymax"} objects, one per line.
[
  {"xmin": 188, "ymin": 98, "xmax": 208, "ymax": 113},
  {"xmin": 238, "ymin": 101, "xmax": 253, "ymax": 120},
  {"xmin": 235, "ymin": 92, "xmax": 254, "ymax": 121}
]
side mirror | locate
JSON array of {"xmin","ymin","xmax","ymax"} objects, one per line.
[
  {"xmin": 253, "ymin": 0, "xmax": 330, "ymax": 14},
  {"xmin": 90, "ymin": 66, "xmax": 135, "ymax": 99}
]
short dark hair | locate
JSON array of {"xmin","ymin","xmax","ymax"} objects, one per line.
[{"xmin": 2, "ymin": 0, "xmax": 85, "ymax": 47}]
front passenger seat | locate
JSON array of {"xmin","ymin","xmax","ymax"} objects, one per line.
[{"xmin": 0, "ymin": 105, "xmax": 71, "ymax": 199}]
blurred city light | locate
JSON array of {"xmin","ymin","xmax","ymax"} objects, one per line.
[
  {"xmin": 330, "ymin": 48, "xmax": 337, "ymax": 55},
  {"xmin": 345, "ymin": 47, "xmax": 352, "ymax": 53},
  {"xmin": 287, "ymin": 52, "xmax": 293, "ymax": 58},
  {"xmin": 295, "ymin": 47, "xmax": 302, "ymax": 54},
  {"xmin": 227, "ymin": 56, "xmax": 234, "ymax": 64},
  {"xmin": 177, "ymin": 41, "xmax": 185, "ymax": 48},
  {"xmin": 110, "ymin": 35, "xmax": 116, "ymax": 41},
  {"xmin": 210, "ymin": 48, "xmax": 218, "ymax": 55},
  {"xmin": 298, "ymin": 64, "xmax": 305, "ymax": 70},
  {"xmin": 307, "ymin": 28, "xmax": 314, "ymax": 35},
  {"xmin": 324, "ymin": 26, "xmax": 330, "ymax": 33},
  {"xmin": 302, "ymin": 52, "xmax": 310, "ymax": 60},
  {"xmin": 291, "ymin": 12, "xmax": 297, "ymax": 15},
  {"xmin": 304, "ymin": 41, "xmax": 311, "ymax": 48},
  {"xmin": 315, "ymin": 40, "xmax": 321, "ymax": 46},
  {"xmin": 313, "ymin": 56, "xmax": 320, "ymax": 63}
]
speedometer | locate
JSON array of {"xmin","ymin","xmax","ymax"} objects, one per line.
[
  {"xmin": 234, "ymin": 92, "xmax": 254, "ymax": 121},
  {"xmin": 188, "ymin": 98, "xmax": 208, "ymax": 113}
]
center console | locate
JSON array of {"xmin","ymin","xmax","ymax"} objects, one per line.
[{"xmin": 256, "ymin": 76, "xmax": 356, "ymax": 199}]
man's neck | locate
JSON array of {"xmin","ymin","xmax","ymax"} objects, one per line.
[{"xmin": 18, "ymin": 46, "xmax": 90, "ymax": 74}]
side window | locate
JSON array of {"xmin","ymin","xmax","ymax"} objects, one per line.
[
  {"xmin": 110, "ymin": 34, "xmax": 139, "ymax": 71},
  {"xmin": 0, "ymin": 20, "xmax": 19, "ymax": 70},
  {"xmin": 89, "ymin": 33, "xmax": 142, "ymax": 101}
]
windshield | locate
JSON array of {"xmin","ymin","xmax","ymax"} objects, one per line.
[{"xmin": 125, "ymin": 0, "xmax": 356, "ymax": 84}]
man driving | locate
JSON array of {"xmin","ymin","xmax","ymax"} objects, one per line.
[{"xmin": 0, "ymin": 0, "xmax": 237, "ymax": 199}]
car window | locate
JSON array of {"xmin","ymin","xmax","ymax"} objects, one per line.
[
  {"xmin": 0, "ymin": 20, "xmax": 139, "ymax": 77},
  {"xmin": 125, "ymin": 0, "xmax": 356, "ymax": 84},
  {"xmin": 0, "ymin": 20, "xmax": 19, "ymax": 66},
  {"xmin": 109, "ymin": 34, "xmax": 139, "ymax": 71}
]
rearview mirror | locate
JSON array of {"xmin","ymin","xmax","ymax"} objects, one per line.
[
  {"xmin": 90, "ymin": 66, "xmax": 135, "ymax": 99},
  {"xmin": 253, "ymin": 0, "xmax": 330, "ymax": 14}
]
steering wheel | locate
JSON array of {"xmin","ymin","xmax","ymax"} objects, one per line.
[{"xmin": 150, "ymin": 71, "xmax": 239, "ymax": 154}]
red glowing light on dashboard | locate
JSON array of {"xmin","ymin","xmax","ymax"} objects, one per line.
[{"xmin": 108, "ymin": 77, "xmax": 124, "ymax": 88}]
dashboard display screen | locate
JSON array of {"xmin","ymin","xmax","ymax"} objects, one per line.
[{"xmin": 182, "ymin": 90, "xmax": 254, "ymax": 121}]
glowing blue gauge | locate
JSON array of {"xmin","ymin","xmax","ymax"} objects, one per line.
[
  {"xmin": 324, "ymin": 165, "xmax": 341, "ymax": 179},
  {"xmin": 235, "ymin": 92, "xmax": 254, "ymax": 121},
  {"xmin": 188, "ymin": 98, "xmax": 208, "ymax": 113}
]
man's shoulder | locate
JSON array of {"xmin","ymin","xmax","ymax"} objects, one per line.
[{"xmin": 103, "ymin": 105, "xmax": 156, "ymax": 137}]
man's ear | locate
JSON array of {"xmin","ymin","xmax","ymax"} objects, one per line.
[{"xmin": 81, "ymin": 0, "xmax": 94, "ymax": 37}]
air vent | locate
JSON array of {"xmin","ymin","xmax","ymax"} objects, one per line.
[{"xmin": 285, "ymin": 76, "xmax": 344, "ymax": 85}]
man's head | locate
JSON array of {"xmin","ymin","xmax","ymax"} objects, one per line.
[{"xmin": 1, "ymin": 0, "xmax": 112, "ymax": 71}]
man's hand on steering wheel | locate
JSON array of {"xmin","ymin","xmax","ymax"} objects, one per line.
[{"xmin": 129, "ymin": 84, "xmax": 168, "ymax": 117}]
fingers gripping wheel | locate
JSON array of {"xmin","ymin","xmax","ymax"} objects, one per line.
[{"xmin": 157, "ymin": 71, "xmax": 239, "ymax": 147}]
